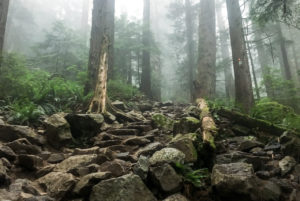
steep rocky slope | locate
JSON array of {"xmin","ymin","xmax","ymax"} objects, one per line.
[{"xmin": 0, "ymin": 100, "xmax": 299, "ymax": 201}]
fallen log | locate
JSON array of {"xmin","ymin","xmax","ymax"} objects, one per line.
[
  {"xmin": 196, "ymin": 99, "xmax": 217, "ymax": 148},
  {"xmin": 217, "ymin": 108, "xmax": 299, "ymax": 136}
]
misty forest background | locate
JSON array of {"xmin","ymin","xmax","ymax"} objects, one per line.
[{"xmin": 0, "ymin": 0, "xmax": 300, "ymax": 132}]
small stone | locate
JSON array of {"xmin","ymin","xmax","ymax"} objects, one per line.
[{"xmin": 47, "ymin": 153, "xmax": 65, "ymax": 164}]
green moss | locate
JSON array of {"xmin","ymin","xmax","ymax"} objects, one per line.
[{"xmin": 152, "ymin": 113, "xmax": 174, "ymax": 130}]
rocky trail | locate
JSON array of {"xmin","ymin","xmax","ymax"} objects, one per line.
[{"xmin": 0, "ymin": 99, "xmax": 300, "ymax": 201}]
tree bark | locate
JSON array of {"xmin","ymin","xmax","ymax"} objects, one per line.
[
  {"xmin": 184, "ymin": 0, "xmax": 196, "ymax": 101},
  {"xmin": 86, "ymin": 0, "xmax": 115, "ymax": 113},
  {"xmin": 277, "ymin": 22, "xmax": 292, "ymax": 81},
  {"xmin": 226, "ymin": 0, "xmax": 254, "ymax": 113},
  {"xmin": 216, "ymin": 1, "xmax": 235, "ymax": 99},
  {"xmin": 196, "ymin": 0, "xmax": 217, "ymax": 100},
  {"xmin": 253, "ymin": 26, "xmax": 275, "ymax": 98},
  {"xmin": 0, "ymin": 0, "xmax": 9, "ymax": 54},
  {"xmin": 141, "ymin": 0, "xmax": 151, "ymax": 97}
]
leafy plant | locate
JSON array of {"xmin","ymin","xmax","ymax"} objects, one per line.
[
  {"xmin": 174, "ymin": 163, "xmax": 209, "ymax": 188},
  {"xmin": 107, "ymin": 79, "xmax": 141, "ymax": 101}
]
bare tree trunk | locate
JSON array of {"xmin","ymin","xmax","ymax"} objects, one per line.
[
  {"xmin": 226, "ymin": 0, "xmax": 254, "ymax": 113},
  {"xmin": 127, "ymin": 51, "xmax": 132, "ymax": 85},
  {"xmin": 85, "ymin": 0, "xmax": 114, "ymax": 96},
  {"xmin": 216, "ymin": 1, "xmax": 235, "ymax": 99},
  {"xmin": 0, "ymin": 0, "xmax": 9, "ymax": 55},
  {"xmin": 86, "ymin": 0, "xmax": 115, "ymax": 113},
  {"xmin": 196, "ymin": 0, "xmax": 216, "ymax": 100},
  {"xmin": 288, "ymin": 27, "xmax": 300, "ymax": 86},
  {"xmin": 141, "ymin": 0, "xmax": 151, "ymax": 97},
  {"xmin": 184, "ymin": 0, "xmax": 195, "ymax": 101}
]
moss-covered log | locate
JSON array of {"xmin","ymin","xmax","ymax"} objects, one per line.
[{"xmin": 217, "ymin": 108, "xmax": 299, "ymax": 136}]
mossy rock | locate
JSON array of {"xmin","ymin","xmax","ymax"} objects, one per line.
[
  {"xmin": 173, "ymin": 117, "xmax": 201, "ymax": 135},
  {"xmin": 169, "ymin": 134, "xmax": 198, "ymax": 163},
  {"xmin": 152, "ymin": 113, "xmax": 174, "ymax": 130}
]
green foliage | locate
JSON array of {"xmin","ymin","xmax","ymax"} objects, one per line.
[
  {"xmin": 251, "ymin": 99, "xmax": 300, "ymax": 132},
  {"xmin": 0, "ymin": 53, "xmax": 87, "ymax": 125},
  {"xmin": 107, "ymin": 79, "xmax": 141, "ymax": 101},
  {"xmin": 174, "ymin": 162, "xmax": 209, "ymax": 188}
]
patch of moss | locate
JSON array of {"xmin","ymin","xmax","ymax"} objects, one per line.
[{"xmin": 152, "ymin": 113, "xmax": 174, "ymax": 130}]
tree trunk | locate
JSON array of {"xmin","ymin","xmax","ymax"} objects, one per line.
[
  {"xmin": 216, "ymin": 2, "xmax": 235, "ymax": 99},
  {"xmin": 86, "ymin": 0, "xmax": 115, "ymax": 113},
  {"xmin": 226, "ymin": 0, "xmax": 254, "ymax": 113},
  {"xmin": 81, "ymin": 0, "xmax": 90, "ymax": 44},
  {"xmin": 277, "ymin": 22, "xmax": 292, "ymax": 81},
  {"xmin": 288, "ymin": 27, "xmax": 300, "ymax": 87},
  {"xmin": 85, "ymin": 0, "xmax": 114, "ymax": 96},
  {"xmin": 196, "ymin": 0, "xmax": 217, "ymax": 100},
  {"xmin": 127, "ymin": 51, "xmax": 132, "ymax": 85},
  {"xmin": 0, "ymin": 0, "xmax": 9, "ymax": 54},
  {"xmin": 141, "ymin": 0, "xmax": 151, "ymax": 97},
  {"xmin": 253, "ymin": 26, "xmax": 275, "ymax": 98},
  {"xmin": 184, "ymin": 0, "xmax": 195, "ymax": 101}
]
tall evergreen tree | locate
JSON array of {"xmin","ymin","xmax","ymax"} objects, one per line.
[
  {"xmin": 196, "ymin": 0, "xmax": 217, "ymax": 100},
  {"xmin": 226, "ymin": 0, "xmax": 254, "ymax": 112},
  {"xmin": 141, "ymin": 0, "xmax": 152, "ymax": 97},
  {"xmin": 0, "ymin": 0, "xmax": 9, "ymax": 54}
]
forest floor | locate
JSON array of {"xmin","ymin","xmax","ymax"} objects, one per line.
[{"xmin": 0, "ymin": 98, "xmax": 299, "ymax": 201}]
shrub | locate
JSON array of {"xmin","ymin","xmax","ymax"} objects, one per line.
[{"xmin": 107, "ymin": 79, "xmax": 141, "ymax": 101}]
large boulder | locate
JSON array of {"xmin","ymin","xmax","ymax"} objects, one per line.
[
  {"xmin": 54, "ymin": 154, "xmax": 101, "ymax": 173},
  {"xmin": 18, "ymin": 154, "xmax": 44, "ymax": 171},
  {"xmin": 37, "ymin": 172, "xmax": 76, "ymax": 200},
  {"xmin": 173, "ymin": 117, "xmax": 201, "ymax": 134},
  {"xmin": 44, "ymin": 113, "xmax": 73, "ymax": 148},
  {"xmin": 149, "ymin": 163, "xmax": 182, "ymax": 193},
  {"xmin": 65, "ymin": 113, "xmax": 104, "ymax": 139},
  {"xmin": 169, "ymin": 134, "xmax": 197, "ymax": 163},
  {"xmin": 149, "ymin": 148, "xmax": 185, "ymax": 165},
  {"xmin": 280, "ymin": 132, "xmax": 300, "ymax": 161},
  {"xmin": 6, "ymin": 138, "xmax": 41, "ymax": 155},
  {"xmin": 0, "ymin": 124, "xmax": 43, "ymax": 145},
  {"xmin": 90, "ymin": 174, "xmax": 157, "ymax": 201},
  {"xmin": 73, "ymin": 172, "xmax": 112, "ymax": 196},
  {"xmin": 211, "ymin": 162, "xmax": 256, "ymax": 201}
]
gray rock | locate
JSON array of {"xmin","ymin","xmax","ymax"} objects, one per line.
[
  {"xmin": 112, "ymin": 100, "xmax": 126, "ymax": 110},
  {"xmin": 9, "ymin": 179, "xmax": 40, "ymax": 196},
  {"xmin": 280, "ymin": 132, "xmax": 300, "ymax": 161},
  {"xmin": 0, "ymin": 145, "xmax": 16, "ymax": 161},
  {"xmin": 44, "ymin": 113, "xmax": 73, "ymax": 148},
  {"xmin": 73, "ymin": 172, "xmax": 112, "ymax": 196},
  {"xmin": 238, "ymin": 140, "xmax": 264, "ymax": 152},
  {"xmin": 6, "ymin": 138, "xmax": 41, "ymax": 155},
  {"xmin": 211, "ymin": 162, "xmax": 256, "ymax": 201},
  {"xmin": 149, "ymin": 148, "xmax": 185, "ymax": 165},
  {"xmin": 169, "ymin": 135, "xmax": 197, "ymax": 163},
  {"xmin": 18, "ymin": 154, "xmax": 44, "ymax": 171},
  {"xmin": 133, "ymin": 156, "xmax": 150, "ymax": 180},
  {"xmin": 279, "ymin": 156, "xmax": 296, "ymax": 176},
  {"xmin": 150, "ymin": 163, "xmax": 182, "ymax": 193},
  {"xmin": 47, "ymin": 153, "xmax": 65, "ymax": 164},
  {"xmin": 90, "ymin": 174, "xmax": 157, "ymax": 201},
  {"xmin": 0, "ymin": 159, "xmax": 10, "ymax": 185},
  {"xmin": 135, "ymin": 142, "xmax": 164, "ymax": 157},
  {"xmin": 173, "ymin": 117, "xmax": 201, "ymax": 134},
  {"xmin": 99, "ymin": 159, "xmax": 131, "ymax": 177},
  {"xmin": 37, "ymin": 172, "xmax": 76, "ymax": 200},
  {"xmin": 163, "ymin": 194, "xmax": 190, "ymax": 201}
]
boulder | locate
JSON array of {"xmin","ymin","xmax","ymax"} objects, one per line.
[
  {"xmin": 149, "ymin": 163, "xmax": 182, "ymax": 193},
  {"xmin": 6, "ymin": 138, "xmax": 41, "ymax": 155},
  {"xmin": 0, "ymin": 144, "xmax": 16, "ymax": 161},
  {"xmin": 173, "ymin": 117, "xmax": 201, "ymax": 134},
  {"xmin": 73, "ymin": 172, "xmax": 112, "ymax": 196},
  {"xmin": 211, "ymin": 162, "xmax": 256, "ymax": 201},
  {"xmin": 37, "ymin": 172, "xmax": 76, "ymax": 200},
  {"xmin": 65, "ymin": 113, "xmax": 104, "ymax": 138},
  {"xmin": 185, "ymin": 106, "xmax": 201, "ymax": 118},
  {"xmin": 54, "ymin": 154, "xmax": 100, "ymax": 173},
  {"xmin": 0, "ymin": 124, "xmax": 44, "ymax": 145},
  {"xmin": 44, "ymin": 113, "xmax": 73, "ymax": 148},
  {"xmin": 135, "ymin": 142, "xmax": 164, "ymax": 157},
  {"xmin": 99, "ymin": 159, "xmax": 132, "ymax": 177},
  {"xmin": 112, "ymin": 100, "xmax": 126, "ymax": 110},
  {"xmin": 259, "ymin": 180, "xmax": 281, "ymax": 201},
  {"xmin": 9, "ymin": 179, "xmax": 40, "ymax": 196},
  {"xmin": 133, "ymin": 155, "xmax": 150, "ymax": 180},
  {"xmin": 169, "ymin": 135, "xmax": 197, "ymax": 163},
  {"xmin": 163, "ymin": 194, "xmax": 190, "ymax": 201},
  {"xmin": 90, "ymin": 174, "xmax": 157, "ymax": 201},
  {"xmin": 123, "ymin": 136, "xmax": 151, "ymax": 146},
  {"xmin": 47, "ymin": 153, "xmax": 65, "ymax": 164},
  {"xmin": 149, "ymin": 148, "xmax": 185, "ymax": 165},
  {"xmin": 279, "ymin": 156, "xmax": 296, "ymax": 176},
  {"xmin": 280, "ymin": 132, "xmax": 300, "ymax": 161},
  {"xmin": 138, "ymin": 103, "xmax": 153, "ymax": 112},
  {"xmin": 238, "ymin": 140, "xmax": 264, "ymax": 152},
  {"xmin": 0, "ymin": 159, "xmax": 10, "ymax": 185},
  {"xmin": 18, "ymin": 154, "xmax": 44, "ymax": 171},
  {"xmin": 152, "ymin": 113, "xmax": 174, "ymax": 130}
]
